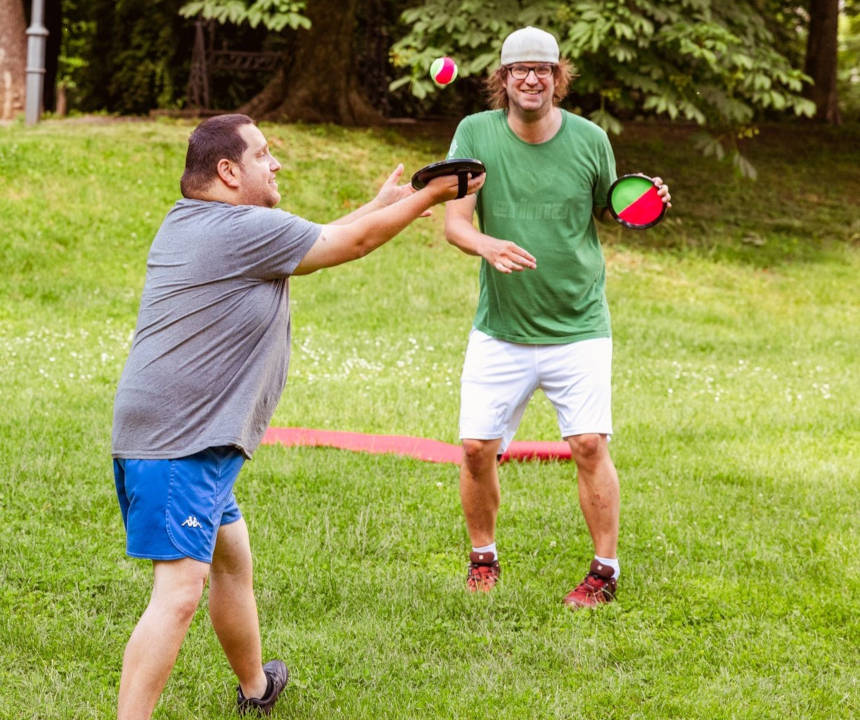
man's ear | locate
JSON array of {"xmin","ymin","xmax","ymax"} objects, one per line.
[{"xmin": 216, "ymin": 158, "xmax": 241, "ymax": 189}]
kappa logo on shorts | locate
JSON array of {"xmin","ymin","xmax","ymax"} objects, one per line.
[{"xmin": 181, "ymin": 515, "xmax": 202, "ymax": 529}]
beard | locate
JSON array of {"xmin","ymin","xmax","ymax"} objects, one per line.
[{"xmin": 244, "ymin": 184, "xmax": 281, "ymax": 208}]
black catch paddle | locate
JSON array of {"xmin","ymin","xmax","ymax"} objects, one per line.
[{"xmin": 411, "ymin": 158, "xmax": 486, "ymax": 199}]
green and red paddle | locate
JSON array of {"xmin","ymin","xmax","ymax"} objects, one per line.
[{"xmin": 607, "ymin": 174, "xmax": 667, "ymax": 229}]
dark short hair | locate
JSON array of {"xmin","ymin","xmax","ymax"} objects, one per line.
[
  {"xmin": 485, "ymin": 59, "xmax": 575, "ymax": 110},
  {"xmin": 180, "ymin": 114, "xmax": 255, "ymax": 198}
]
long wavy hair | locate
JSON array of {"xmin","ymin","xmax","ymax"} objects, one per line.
[{"xmin": 485, "ymin": 59, "xmax": 576, "ymax": 110}]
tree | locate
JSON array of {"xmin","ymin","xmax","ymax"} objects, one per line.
[
  {"xmin": 392, "ymin": 0, "xmax": 819, "ymax": 176},
  {"xmin": 61, "ymin": 0, "xmax": 194, "ymax": 114},
  {"xmin": 0, "ymin": 0, "xmax": 27, "ymax": 119},
  {"xmin": 180, "ymin": 0, "xmax": 390, "ymax": 124},
  {"xmin": 804, "ymin": 0, "xmax": 841, "ymax": 123}
]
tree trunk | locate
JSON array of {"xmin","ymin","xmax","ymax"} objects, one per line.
[
  {"xmin": 803, "ymin": 0, "xmax": 841, "ymax": 124},
  {"xmin": 0, "ymin": 0, "xmax": 27, "ymax": 119},
  {"xmin": 239, "ymin": 0, "xmax": 383, "ymax": 125}
]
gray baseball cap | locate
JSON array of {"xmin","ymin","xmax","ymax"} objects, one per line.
[{"xmin": 500, "ymin": 26, "xmax": 560, "ymax": 65}]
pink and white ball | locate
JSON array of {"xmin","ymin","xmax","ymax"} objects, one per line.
[{"xmin": 430, "ymin": 57, "xmax": 458, "ymax": 87}]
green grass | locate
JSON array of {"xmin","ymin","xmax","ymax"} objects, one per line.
[{"xmin": 0, "ymin": 117, "xmax": 858, "ymax": 719}]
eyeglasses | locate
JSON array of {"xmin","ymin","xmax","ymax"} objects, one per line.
[{"xmin": 506, "ymin": 64, "xmax": 556, "ymax": 80}]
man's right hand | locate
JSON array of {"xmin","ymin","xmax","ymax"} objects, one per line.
[
  {"xmin": 297, "ymin": 170, "xmax": 485, "ymax": 276},
  {"xmin": 424, "ymin": 172, "xmax": 485, "ymax": 203},
  {"xmin": 478, "ymin": 237, "xmax": 537, "ymax": 274},
  {"xmin": 443, "ymin": 188, "xmax": 536, "ymax": 272}
]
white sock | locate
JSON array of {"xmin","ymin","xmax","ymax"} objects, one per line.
[
  {"xmin": 594, "ymin": 555, "xmax": 620, "ymax": 580},
  {"xmin": 472, "ymin": 542, "xmax": 497, "ymax": 560}
]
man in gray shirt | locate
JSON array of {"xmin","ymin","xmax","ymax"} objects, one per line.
[{"xmin": 111, "ymin": 114, "xmax": 483, "ymax": 719}]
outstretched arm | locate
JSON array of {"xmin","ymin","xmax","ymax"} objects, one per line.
[
  {"xmin": 294, "ymin": 172, "xmax": 484, "ymax": 275},
  {"xmin": 444, "ymin": 194, "xmax": 537, "ymax": 274},
  {"xmin": 327, "ymin": 164, "xmax": 425, "ymax": 226}
]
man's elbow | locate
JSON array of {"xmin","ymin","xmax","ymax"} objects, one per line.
[
  {"xmin": 352, "ymin": 239, "xmax": 373, "ymax": 259},
  {"xmin": 444, "ymin": 222, "xmax": 464, "ymax": 247},
  {"xmin": 305, "ymin": 227, "xmax": 366, "ymax": 271}
]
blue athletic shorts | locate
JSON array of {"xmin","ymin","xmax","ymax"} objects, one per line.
[{"xmin": 113, "ymin": 446, "xmax": 244, "ymax": 563}]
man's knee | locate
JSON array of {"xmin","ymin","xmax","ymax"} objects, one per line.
[
  {"xmin": 174, "ymin": 590, "xmax": 205, "ymax": 624},
  {"xmin": 567, "ymin": 433, "xmax": 607, "ymax": 468},
  {"xmin": 462, "ymin": 438, "xmax": 501, "ymax": 471},
  {"xmin": 212, "ymin": 519, "xmax": 253, "ymax": 577},
  {"xmin": 152, "ymin": 560, "xmax": 208, "ymax": 622}
]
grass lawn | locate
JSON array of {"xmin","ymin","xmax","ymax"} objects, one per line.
[{"xmin": 0, "ymin": 116, "xmax": 857, "ymax": 719}]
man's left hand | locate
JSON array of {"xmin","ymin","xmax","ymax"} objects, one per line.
[
  {"xmin": 374, "ymin": 164, "xmax": 415, "ymax": 207},
  {"xmin": 653, "ymin": 176, "xmax": 672, "ymax": 208},
  {"xmin": 373, "ymin": 163, "xmax": 435, "ymax": 218}
]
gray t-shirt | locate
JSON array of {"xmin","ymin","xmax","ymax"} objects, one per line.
[{"xmin": 112, "ymin": 199, "xmax": 320, "ymax": 459}]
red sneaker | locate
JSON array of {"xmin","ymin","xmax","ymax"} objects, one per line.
[
  {"xmin": 563, "ymin": 559, "xmax": 617, "ymax": 609},
  {"xmin": 466, "ymin": 551, "xmax": 500, "ymax": 592}
]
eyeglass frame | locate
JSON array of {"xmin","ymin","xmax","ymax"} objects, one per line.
[{"xmin": 505, "ymin": 63, "xmax": 557, "ymax": 80}]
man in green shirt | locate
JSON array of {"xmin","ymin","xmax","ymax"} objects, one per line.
[{"xmin": 445, "ymin": 26, "xmax": 670, "ymax": 608}]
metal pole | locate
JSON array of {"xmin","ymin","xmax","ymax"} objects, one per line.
[{"xmin": 26, "ymin": 0, "xmax": 49, "ymax": 126}]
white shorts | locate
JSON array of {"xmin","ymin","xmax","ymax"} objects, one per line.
[{"xmin": 459, "ymin": 329, "xmax": 613, "ymax": 453}]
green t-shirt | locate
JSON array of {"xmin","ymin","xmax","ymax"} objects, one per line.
[{"xmin": 448, "ymin": 109, "xmax": 616, "ymax": 344}]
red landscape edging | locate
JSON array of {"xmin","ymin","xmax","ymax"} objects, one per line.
[{"xmin": 262, "ymin": 427, "xmax": 572, "ymax": 464}]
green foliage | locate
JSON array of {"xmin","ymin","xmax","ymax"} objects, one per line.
[
  {"xmin": 395, "ymin": 0, "xmax": 814, "ymax": 124},
  {"xmin": 179, "ymin": 0, "xmax": 311, "ymax": 30},
  {"xmin": 60, "ymin": 0, "xmax": 193, "ymax": 114},
  {"xmin": 391, "ymin": 0, "xmax": 544, "ymax": 100},
  {"xmin": 57, "ymin": 0, "xmax": 95, "ymax": 95},
  {"xmin": 58, "ymin": 0, "xmax": 313, "ymax": 114},
  {"xmin": 110, "ymin": 3, "xmax": 188, "ymax": 112},
  {"xmin": 393, "ymin": 1, "xmax": 818, "ymax": 176},
  {"xmin": 693, "ymin": 125, "xmax": 761, "ymax": 180},
  {"xmin": 0, "ymin": 119, "xmax": 857, "ymax": 718}
]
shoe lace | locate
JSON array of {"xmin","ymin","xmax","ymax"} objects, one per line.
[
  {"xmin": 469, "ymin": 563, "xmax": 495, "ymax": 579},
  {"xmin": 575, "ymin": 573, "xmax": 605, "ymax": 594},
  {"xmin": 467, "ymin": 563, "xmax": 498, "ymax": 588}
]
